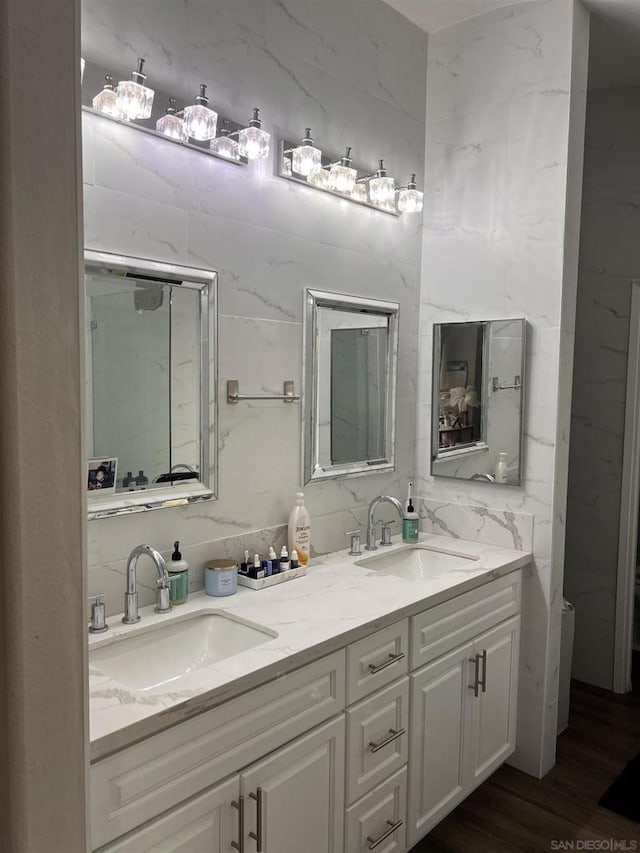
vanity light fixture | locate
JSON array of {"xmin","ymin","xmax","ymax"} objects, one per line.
[
  {"xmin": 81, "ymin": 57, "xmax": 86, "ymax": 82},
  {"xmin": 210, "ymin": 120, "xmax": 240, "ymax": 160},
  {"xmin": 116, "ymin": 58, "xmax": 154, "ymax": 121},
  {"xmin": 307, "ymin": 167, "xmax": 330, "ymax": 188},
  {"xmin": 237, "ymin": 108, "xmax": 270, "ymax": 160},
  {"xmin": 290, "ymin": 128, "xmax": 322, "ymax": 177},
  {"xmin": 397, "ymin": 173, "xmax": 424, "ymax": 213},
  {"xmin": 183, "ymin": 84, "xmax": 218, "ymax": 141},
  {"xmin": 367, "ymin": 160, "xmax": 396, "ymax": 209},
  {"xmin": 155, "ymin": 98, "xmax": 187, "ymax": 141},
  {"xmin": 328, "ymin": 147, "xmax": 357, "ymax": 194},
  {"xmin": 92, "ymin": 75, "xmax": 120, "ymax": 117},
  {"xmin": 350, "ymin": 182, "xmax": 368, "ymax": 203}
]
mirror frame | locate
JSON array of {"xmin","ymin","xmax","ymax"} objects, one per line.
[
  {"xmin": 303, "ymin": 288, "xmax": 399, "ymax": 484},
  {"xmin": 431, "ymin": 318, "xmax": 526, "ymax": 485},
  {"xmin": 84, "ymin": 250, "xmax": 218, "ymax": 519}
]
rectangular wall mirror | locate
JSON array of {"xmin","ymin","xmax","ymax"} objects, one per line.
[
  {"xmin": 85, "ymin": 251, "xmax": 217, "ymax": 518},
  {"xmin": 432, "ymin": 319, "xmax": 525, "ymax": 485},
  {"xmin": 303, "ymin": 289, "xmax": 399, "ymax": 483}
]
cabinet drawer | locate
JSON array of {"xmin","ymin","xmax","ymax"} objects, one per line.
[
  {"xmin": 91, "ymin": 650, "xmax": 346, "ymax": 849},
  {"xmin": 346, "ymin": 677, "xmax": 409, "ymax": 804},
  {"xmin": 410, "ymin": 571, "xmax": 521, "ymax": 670},
  {"xmin": 347, "ymin": 620, "xmax": 409, "ymax": 704},
  {"xmin": 345, "ymin": 768, "xmax": 407, "ymax": 853},
  {"xmin": 97, "ymin": 776, "xmax": 238, "ymax": 852}
]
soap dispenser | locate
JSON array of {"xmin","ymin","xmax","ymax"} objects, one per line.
[
  {"xmin": 402, "ymin": 482, "xmax": 419, "ymax": 543},
  {"xmin": 166, "ymin": 541, "xmax": 189, "ymax": 604}
]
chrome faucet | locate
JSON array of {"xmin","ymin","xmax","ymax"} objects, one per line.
[
  {"xmin": 123, "ymin": 544, "xmax": 172, "ymax": 624},
  {"xmin": 365, "ymin": 495, "xmax": 404, "ymax": 551},
  {"xmin": 470, "ymin": 472, "xmax": 495, "ymax": 482}
]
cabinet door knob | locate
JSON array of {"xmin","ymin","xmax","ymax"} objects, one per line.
[
  {"xmin": 368, "ymin": 651, "xmax": 405, "ymax": 674},
  {"xmin": 231, "ymin": 796, "xmax": 245, "ymax": 852},
  {"xmin": 468, "ymin": 654, "xmax": 480, "ymax": 697},
  {"xmin": 368, "ymin": 727, "xmax": 406, "ymax": 753},
  {"xmin": 367, "ymin": 818, "xmax": 403, "ymax": 850},
  {"xmin": 478, "ymin": 648, "xmax": 487, "ymax": 693},
  {"xmin": 248, "ymin": 787, "xmax": 263, "ymax": 851}
]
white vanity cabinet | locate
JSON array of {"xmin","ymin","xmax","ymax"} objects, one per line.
[
  {"xmin": 91, "ymin": 570, "xmax": 522, "ymax": 853},
  {"xmin": 407, "ymin": 575, "xmax": 521, "ymax": 847},
  {"xmin": 101, "ymin": 717, "xmax": 345, "ymax": 853}
]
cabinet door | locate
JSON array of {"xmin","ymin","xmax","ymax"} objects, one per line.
[
  {"xmin": 240, "ymin": 716, "xmax": 345, "ymax": 853},
  {"xmin": 469, "ymin": 616, "xmax": 520, "ymax": 785},
  {"xmin": 407, "ymin": 642, "xmax": 474, "ymax": 847},
  {"xmin": 99, "ymin": 776, "xmax": 239, "ymax": 853}
]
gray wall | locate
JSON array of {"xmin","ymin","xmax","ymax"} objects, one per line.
[
  {"xmin": 81, "ymin": 0, "xmax": 427, "ymax": 614},
  {"xmin": 565, "ymin": 88, "xmax": 640, "ymax": 690}
]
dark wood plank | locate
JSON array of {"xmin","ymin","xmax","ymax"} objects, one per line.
[{"xmin": 410, "ymin": 655, "xmax": 640, "ymax": 851}]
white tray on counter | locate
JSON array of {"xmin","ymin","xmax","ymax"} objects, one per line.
[{"xmin": 237, "ymin": 565, "xmax": 308, "ymax": 590}]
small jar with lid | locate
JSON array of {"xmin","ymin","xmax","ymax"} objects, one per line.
[{"xmin": 204, "ymin": 559, "xmax": 238, "ymax": 597}]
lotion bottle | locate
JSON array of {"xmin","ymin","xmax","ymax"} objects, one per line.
[
  {"xmin": 495, "ymin": 452, "xmax": 508, "ymax": 484},
  {"xmin": 288, "ymin": 492, "xmax": 311, "ymax": 566},
  {"xmin": 402, "ymin": 482, "xmax": 420, "ymax": 543}
]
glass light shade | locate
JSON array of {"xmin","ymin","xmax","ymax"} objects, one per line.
[
  {"xmin": 116, "ymin": 80, "xmax": 154, "ymax": 121},
  {"xmin": 350, "ymin": 182, "xmax": 368, "ymax": 203},
  {"xmin": 328, "ymin": 163, "xmax": 357, "ymax": 194},
  {"xmin": 398, "ymin": 187, "xmax": 424, "ymax": 213},
  {"xmin": 183, "ymin": 104, "xmax": 218, "ymax": 141},
  {"xmin": 307, "ymin": 168, "xmax": 330, "ymax": 188},
  {"xmin": 292, "ymin": 143, "xmax": 322, "ymax": 177},
  {"xmin": 238, "ymin": 125, "xmax": 270, "ymax": 160},
  {"xmin": 81, "ymin": 57, "xmax": 86, "ymax": 82},
  {"xmin": 369, "ymin": 175, "xmax": 396, "ymax": 208},
  {"xmin": 210, "ymin": 135, "xmax": 240, "ymax": 160},
  {"xmin": 93, "ymin": 83, "xmax": 120, "ymax": 118},
  {"xmin": 156, "ymin": 113, "xmax": 187, "ymax": 141}
]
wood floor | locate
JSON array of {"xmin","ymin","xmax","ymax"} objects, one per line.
[{"xmin": 410, "ymin": 656, "xmax": 640, "ymax": 852}]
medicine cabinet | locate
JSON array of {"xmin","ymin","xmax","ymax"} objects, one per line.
[
  {"xmin": 431, "ymin": 319, "xmax": 525, "ymax": 486},
  {"xmin": 303, "ymin": 289, "xmax": 399, "ymax": 483},
  {"xmin": 84, "ymin": 251, "xmax": 217, "ymax": 518}
]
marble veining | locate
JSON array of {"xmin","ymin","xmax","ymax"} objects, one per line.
[
  {"xmin": 416, "ymin": 0, "xmax": 588, "ymax": 776},
  {"xmin": 89, "ymin": 532, "xmax": 530, "ymax": 759}
]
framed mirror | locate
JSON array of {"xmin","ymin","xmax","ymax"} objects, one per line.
[
  {"xmin": 303, "ymin": 289, "xmax": 399, "ymax": 483},
  {"xmin": 84, "ymin": 251, "xmax": 217, "ymax": 518},
  {"xmin": 432, "ymin": 319, "xmax": 525, "ymax": 485}
]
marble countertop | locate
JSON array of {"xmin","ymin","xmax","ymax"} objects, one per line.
[{"xmin": 89, "ymin": 533, "xmax": 531, "ymax": 761}]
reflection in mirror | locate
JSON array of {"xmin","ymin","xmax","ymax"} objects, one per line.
[
  {"xmin": 431, "ymin": 319, "xmax": 525, "ymax": 486},
  {"xmin": 85, "ymin": 251, "xmax": 217, "ymax": 518},
  {"xmin": 304, "ymin": 290, "xmax": 399, "ymax": 483}
]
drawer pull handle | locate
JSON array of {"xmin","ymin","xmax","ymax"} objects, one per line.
[
  {"xmin": 367, "ymin": 818, "xmax": 403, "ymax": 850},
  {"xmin": 468, "ymin": 654, "xmax": 480, "ymax": 697},
  {"xmin": 479, "ymin": 648, "xmax": 487, "ymax": 693},
  {"xmin": 249, "ymin": 787, "xmax": 263, "ymax": 851},
  {"xmin": 369, "ymin": 727, "xmax": 406, "ymax": 753},
  {"xmin": 231, "ymin": 796, "xmax": 244, "ymax": 852},
  {"xmin": 368, "ymin": 651, "xmax": 405, "ymax": 674}
]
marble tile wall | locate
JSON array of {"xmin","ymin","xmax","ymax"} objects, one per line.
[
  {"xmin": 564, "ymin": 89, "xmax": 640, "ymax": 690},
  {"xmin": 81, "ymin": 0, "xmax": 427, "ymax": 615},
  {"xmin": 416, "ymin": 0, "xmax": 589, "ymax": 777}
]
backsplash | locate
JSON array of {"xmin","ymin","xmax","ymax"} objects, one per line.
[{"xmin": 417, "ymin": 497, "xmax": 534, "ymax": 554}]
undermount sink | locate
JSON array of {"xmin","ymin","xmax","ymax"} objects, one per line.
[
  {"xmin": 89, "ymin": 610, "xmax": 277, "ymax": 693},
  {"xmin": 355, "ymin": 543, "xmax": 479, "ymax": 580}
]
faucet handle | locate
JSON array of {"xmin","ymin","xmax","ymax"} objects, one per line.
[
  {"xmin": 154, "ymin": 577, "xmax": 172, "ymax": 615},
  {"xmin": 345, "ymin": 529, "xmax": 362, "ymax": 556},
  {"xmin": 88, "ymin": 594, "xmax": 108, "ymax": 634},
  {"xmin": 380, "ymin": 522, "xmax": 395, "ymax": 547}
]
